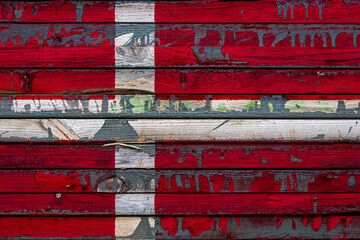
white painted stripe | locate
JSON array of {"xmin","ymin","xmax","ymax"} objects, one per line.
[
  {"xmin": 115, "ymin": 147, "xmax": 155, "ymax": 168},
  {"xmin": 115, "ymin": 217, "xmax": 155, "ymax": 237},
  {"xmin": 115, "ymin": 69, "xmax": 154, "ymax": 92},
  {"xmin": 115, "ymin": 194, "xmax": 155, "ymax": 215},
  {"xmin": 115, "ymin": 3, "xmax": 155, "ymax": 23}
]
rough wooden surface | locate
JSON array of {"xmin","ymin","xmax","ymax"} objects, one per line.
[
  {"xmin": 2, "ymin": 1, "xmax": 360, "ymax": 24},
  {"xmin": 2, "ymin": 193, "xmax": 360, "ymax": 215},
  {"xmin": 0, "ymin": 119, "xmax": 359, "ymax": 142},
  {"xmin": 3, "ymin": 144, "xmax": 360, "ymax": 169},
  {"xmin": 1, "ymin": 24, "xmax": 360, "ymax": 67},
  {"xmin": 1, "ymin": 0, "xmax": 360, "ymax": 239},
  {"xmin": 3, "ymin": 69, "xmax": 360, "ymax": 95},
  {"xmin": 1, "ymin": 169, "xmax": 360, "ymax": 193},
  {"xmin": 2, "ymin": 94, "xmax": 360, "ymax": 118},
  {"xmin": 1, "ymin": 215, "xmax": 360, "ymax": 239}
]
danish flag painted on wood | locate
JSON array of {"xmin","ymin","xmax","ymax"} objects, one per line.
[{"xmin": 1, "ymin": 0, "xmax": 360, "ymax": 239}]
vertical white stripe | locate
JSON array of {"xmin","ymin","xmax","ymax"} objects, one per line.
[
  {"xmin": 115, "ymin": 3, "xmax": 155, "ymax": 22},
  {"xmin": 115, "ymin": 194, "xmax": 155, "ymax": 214},
  {"xmin": 115, "ymin": 147, "xmax": 155, "ymax": 168}
]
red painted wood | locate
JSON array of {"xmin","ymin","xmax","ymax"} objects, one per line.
[
  {"xmin": 0, "ymin": 69, "xmax": 115, "ymax": 94},
  {"xmin": 1, "ymin": 169, "xmax": 360, "ymax": 193},
  {"xmin": 155, "ymin": 144, "xmax": 360, "ymax": 169},
  {"xmin": 158, "ymin": 215, "xmax": 360, "ymax": 239},
  {"xmin": 0, "ymin": 145, "xmax": 115, "ymax": 168},
  {"xmin": 0, "ymin": 217, "xmax": 115, "ymax": 239},
  {"xmin": 155, "ymin": 0, "xmax": 360, "ymax": 23},
  {"xmin": 155, "ymin": 69, "xmax": 360, "ymax": 95},
  {"xmin": 156, "ymin": 170, "xmax": 360, "ymax": 193},
  {"xmin": 154, "ymin": 24, "xmax": 360, "ymax": 67},
  {"xmin": 0, "ymin": 47, "xmax": 114, "ymax": 68},
  {"xmin": 155, "ymin": 193, "xmax": 360, "ymax": 215},
  {"xmin": 0, "ymin": 194, "xmax": 115, "ymax": 215},
  {"xmin": 0, "ymin": 1, "xmax": 114, "ymax": 23}
]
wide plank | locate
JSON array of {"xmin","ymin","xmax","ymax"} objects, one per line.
[
  {"xmin": 2, "ymin": 1, "xmax": 360, "ymax": 24},
  {"xmin": 1, "ymin": 24, "xmax": 360, "ymax": 67},
  {"xmin": 2, "ymin": 193, "xmax": 360, "ymax": 215},
  {"xmin": 3, "ymin": 69, "xmax": 360, "ymax": 95},
  {"xmin": 0, "ymin": 119, "xmax": 359, "ymax": 142},
  {"xmin": 1, "ymin": 215, "xmax": 359, "ymax": 239},
  {"xmin": 2, "ymin": 169, "xmax": 360, "ymax": 193},
  {"xmin": 1, "ymin": 215, "xmax": 360, "ymax": 239},
  {"xmin": 2, "ymin": 144, "xmax": 360, "ymax": 169}
]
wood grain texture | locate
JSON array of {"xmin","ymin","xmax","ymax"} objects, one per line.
[
  {"xmin": 3, "ymin": 144, "xmax": 360, "ymax": 169},
  {"xmin": 1, "ymin": 24, "xmax": 360, "ymax": 67},
  {"xmin": 1, "ymin": 215, "xmax": 360, "ymax": 239},
  {"xmin": 2, "ymin": 169, "xmax": 360, "ymax": 193},
  {"xmin": 2, "ymin": 1, "xmax": 360, "ymax": 24},
  {"xmin": 3, "ymin": 69, "xmax": 360, "ymax": 95},
  {"xmin": 2, "ymin": 94, "xmax": 360, "ymax": 118},
  {"xmin": 0, "ymin": 1, "xmax": 115, "ymax": 23},
  {"xmin": 2, "ymin": 193, "xmax": 360, "ymax": 215},
  {"xmin": 0, "ymin": 119, "xmax": 359, "ymax": 142}
]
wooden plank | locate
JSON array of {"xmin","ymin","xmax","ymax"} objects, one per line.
[
  {"xmin": 2, "ymin": 169, "xmax": 360, "ymax": 193},
  {"xmin": 0, "ymin": 119, "xmax": 359, "ymax": 142},
  {"xmin": 2, "ymin": 1, "xmax": 360, "ymax": 24},
  {"xmin": 2, "ymin": 144, "xmax": 360, "ymax": 169},
  {"xmin": 136, "ymin": 1, "xmax": 360, "ymax": 24},
  {"xmin": 2, "ymin": 94, "xmax": 360, "ymax": 118},
  {"xmin": 154, "ymin": 24, "xmax": 360, "ymax": 68},
  {"xmin": 1, "ymin": 215, "xmax": 360, "ymax": 239},
  {"xmin": 1, "ymin": 24, "xmax": 360, "ymax": 67},
  {"xmin": 2, "ymin": 193, "xmax": 360, "ymax": 215},
  {"xmin": 0, "ymin": 217, "xmax": 116, "ymax": 239},
  {"xmin": 0, "ymin": 1, "xmax": 115, "ymax": 23},
  {"xmin": 3, "ymin": 69, "xmax": 360, "ymax": 95}
]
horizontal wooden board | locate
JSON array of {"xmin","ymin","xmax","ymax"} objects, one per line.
[
  {"xmin": 0, "ymin": 215, "xmax": 360, "ymax": 239},
  {"xmin": 2, "ymin": 169, "xmax": 360, "ymax": 193},
  {"xmin": 2, "ymin": 1, "xmax": 360, "ymax": 24},
  {"xmin": 0, "ymin": 119, "xmax": 359, "ymax": 142},
  {"xmin": 3, "ymin": 69, "xmax": 360, "ymax": 95},
  {"xmin": 3, "ymin": 144, "xmax": 360, "ymax": 169},
  {"xmin": 1, "ymin": 215, "xmax": 360, "ymax": 239},
  {"xmin": 2, "ymin": 24, "xmax": 360, "ymax": 67},
  {"xmin": 2, "ymin": 94, "xmax": 360, "ymax": 118},
  {"xmin": 0, "ymin": 1, "xmax": 115, "ymax": 23},
  {"xmin": 2, "ymin": 193, "xmax": 360, "ymax": 215}
]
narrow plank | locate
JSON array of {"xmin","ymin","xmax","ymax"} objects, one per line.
[
  {"xmin": 1, "ymin": 216, "xmax": 360, "ymax": 239},
  {"xmin": 1, "ymin": 24, "xmax": 360, "ymax": 67},
  {"xmin": 3, "ymin": 144, "xmax": 360, "ymax": 169},
  {"xmin": 3, "ymin": 69, "xmax": 360, "ymax": 95},
  {"xmin": 2, "ymin": 169, "xmax": 360, "ymax": 193},
  {"xmin": 0, "ymin": 119, "xmax": 359, "ymax": 142},
  {"xmin": 2, "ymin": 94, "xmax": 360, "ymax": 118},
  {"xmin": 2, "ymin": 193, "xmax": 360, "ymax": 215},
  {"xmin": 0, "ymin": 1, "xmax": 114, "ymax": 22}
]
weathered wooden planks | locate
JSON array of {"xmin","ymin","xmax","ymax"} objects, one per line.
[
  {"xmin": 2, "ymin": 24, "xmax": 360, "ymax": 67},
  {"xmin": 2, "ymin": 94, "xmax": 360, "ymax": 118},
  {"xmin": 2, "ymin": 169, "xmax": 360, "ymax": 193},
  {"xmin": 3, "ymin": 69, "xmax": 360, "ymax": 95},
  {"xmin": 1, "ymin": 215, "xmax": 360, "ymax": 239},
  {"xmin": 2, "ymin": 193, "xmax": 360, "ymax": 215},
  {"xmin": 3, "ymin": 144, "xmax": 360, "ymax": 169},
  {"xmin": 3, "ymin": 1, "xmax": 360, "ymax": 24},
  {"xmin": 0, "ymin": 119, "xmax": 359, "ymax": 142}
]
